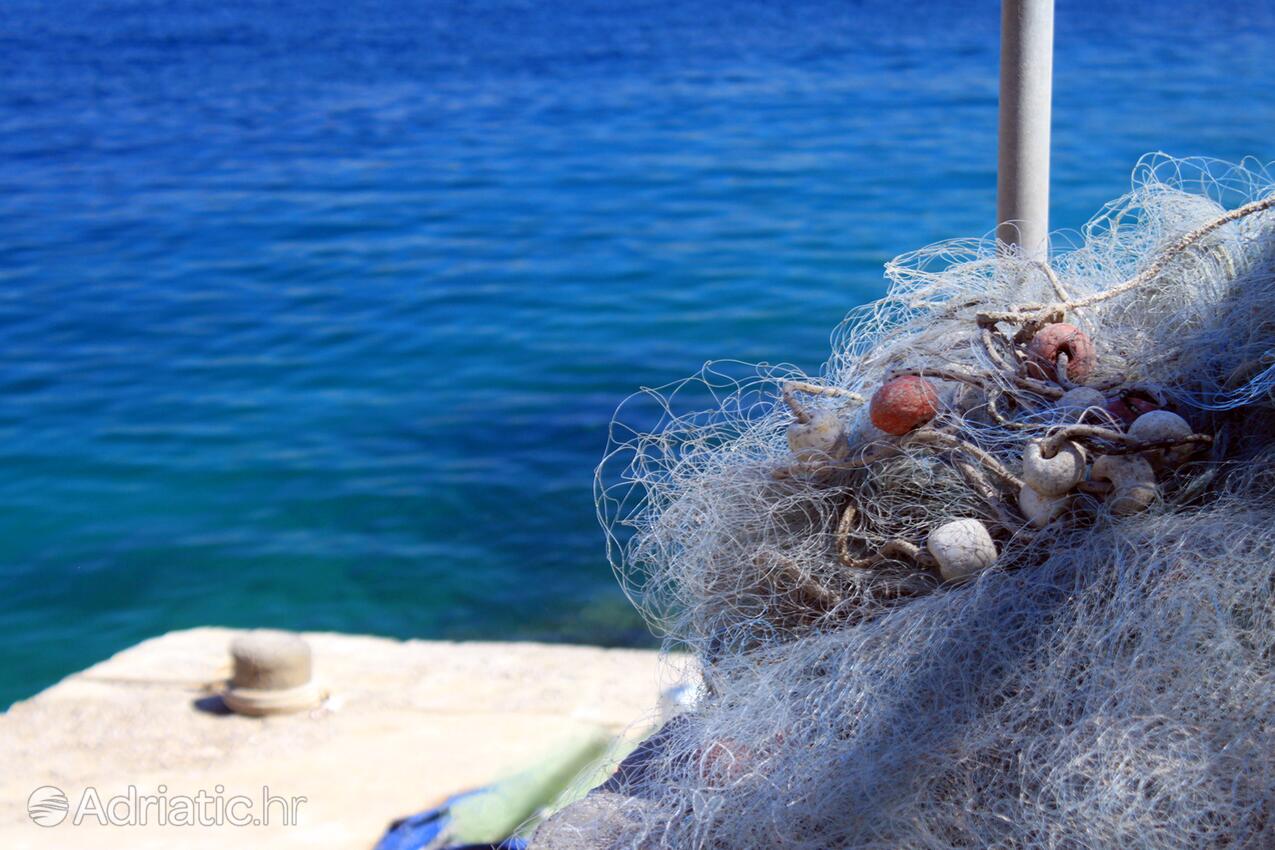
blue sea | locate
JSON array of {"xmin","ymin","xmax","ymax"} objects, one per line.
[{"xmin": 0, "ymin": 0, "xmax": 1271, "ymax": 708}]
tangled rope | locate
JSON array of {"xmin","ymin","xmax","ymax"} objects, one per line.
[{"xmin": 540, "ymin": 155, "xmax": 1275, "ymax": 850}]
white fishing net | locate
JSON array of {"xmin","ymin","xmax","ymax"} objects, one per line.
[{"xmin": 535, "ymin": 155, "xmax": 1275, "ymax": 849}]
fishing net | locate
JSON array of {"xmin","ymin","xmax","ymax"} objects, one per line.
[{"xmin": 534, "ymin": 155, "xmax": 1275, "ymax": 849}]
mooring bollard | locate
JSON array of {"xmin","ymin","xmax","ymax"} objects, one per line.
[{"xmin": 222, "ymin": 630, "xmax": 324, "ymax": 716}]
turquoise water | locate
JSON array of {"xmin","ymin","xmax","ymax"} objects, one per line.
[{"xmin": 1, "ymin": 0, "xmax": 1271, "ymax": 708}]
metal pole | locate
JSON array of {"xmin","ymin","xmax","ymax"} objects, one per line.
[{"xmin": 997, "ymin": 0, "xmax": 1054, "ymax": 262}]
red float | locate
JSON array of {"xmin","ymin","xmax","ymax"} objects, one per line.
[
  {"xmin": 1026, "ymin": 323, "xmax": 1096, "ymax": 383},
  {"xmin": 1105, "ymin": 389, "xmax": 1162, "ymax": 425},
  {"xmin": 869, "ymin": 376, "xmax": 940, "ymax": 436}
]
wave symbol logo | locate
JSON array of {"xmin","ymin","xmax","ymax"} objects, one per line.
[{"xmin": 27, "ymin": 786, "xmax": 69, "ymax": 827}]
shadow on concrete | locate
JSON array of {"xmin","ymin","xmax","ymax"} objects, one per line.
[{"xmin": 191, "ymin": 694, "xmax": 233, "ymax": 716}]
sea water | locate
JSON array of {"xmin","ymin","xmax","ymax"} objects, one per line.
[{"xmin": 0, "ymin": 0, "xmax": 1271, "ymax": 707}]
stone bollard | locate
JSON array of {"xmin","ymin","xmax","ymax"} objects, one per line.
[{"xmin": 222, "ymin": 630, "xmax": 324, "ymax": 716}]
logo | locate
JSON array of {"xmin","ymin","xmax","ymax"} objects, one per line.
[
  {"xmin": 23, "ymin": 784, "xmax": 306, "ymax": 828},
  {"xmin": 27, "ymin": 786, "xmax": 69, "ymax": 827}
]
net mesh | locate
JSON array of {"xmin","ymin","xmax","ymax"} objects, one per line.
[{"xmin": 535, "ymin": 155, "xmax": 1275, "ymax": 849}]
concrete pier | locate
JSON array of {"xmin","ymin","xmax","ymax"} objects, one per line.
[{"xmin": 0, "ymin": 628, "xmax": 692, "ymax": 850}]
